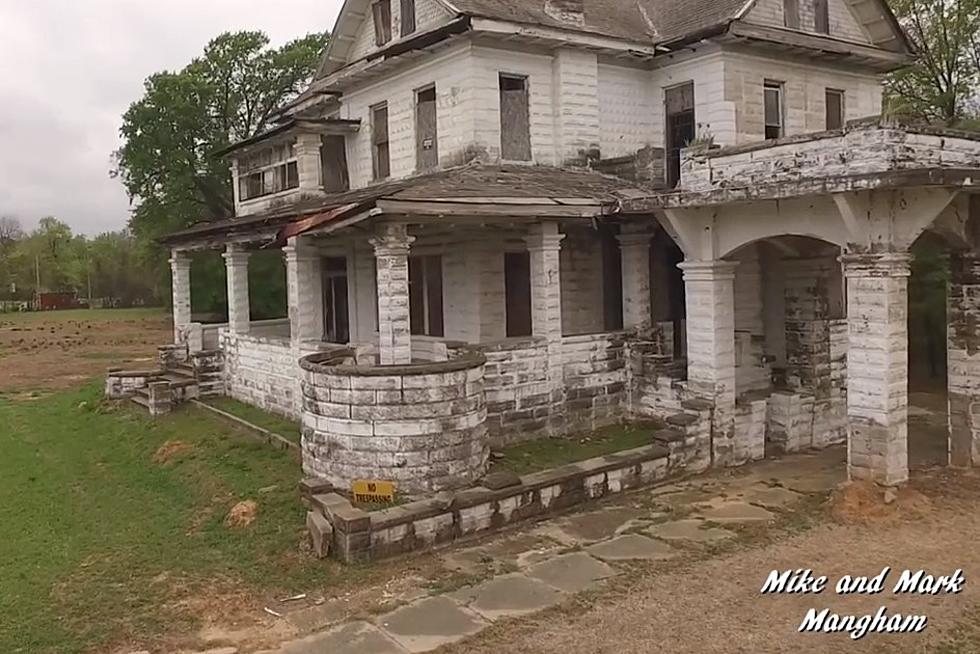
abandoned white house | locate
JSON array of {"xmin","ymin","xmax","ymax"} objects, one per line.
[{"xmin": 124, "ymin": 0, "xmax": 980, "ymax": 497}]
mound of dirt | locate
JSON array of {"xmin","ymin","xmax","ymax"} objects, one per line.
[
  {"xmin": 225, "ymin": 500, "xmax": 258, "ymax": 529},
  {"xmin": 152, "ymin": 440, "xmax": 194, "ymax": 464},
  {"xmin": 828, "ymin": 480, "xmax": 932, "ymax": 524}
]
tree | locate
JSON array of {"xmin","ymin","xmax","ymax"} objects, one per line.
[
  {"xmin": 0, "ymin": 216, "xmax": 22, "ymax": 244},
  {"xmin": 885, "ymin": 0, "xmax": 980, "ymax": 125}
]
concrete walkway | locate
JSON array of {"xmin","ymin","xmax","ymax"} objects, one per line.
[{"xmin": 254, "ymin": 448, "xmax": 846, "ymax": 654}]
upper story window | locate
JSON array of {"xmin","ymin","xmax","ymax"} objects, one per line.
[
  {"xmin": 400, "ymin": 0, "xmax": 416, "ymax": 36},
  {"xmin": 499, "ymin": 74, "xmax": 532, "ymax": 161},
  {"xmin": 416, "ymin": 85, "xmax": 439, "ymax": 170},
  {"xmin": 238, "ymin": 143, "xmax": 298, "ymax": 201},
  {"xmin": 814, "ymin": 0, "xmax": 829, "ymax": 33},
  {"xmin": 764, "ymin": 81, "xmax": 784, "ymax": 140},
  {"xmin": 372, "ymin": 103, "xmax": 391, "ymax": 180},
  {"xmin": 783, "ymin": 0, "xmax": 800, "ymax": 28},
  {"xmin": 826, "ymin": 89, "xmax": 845, "ymax": 130},
  {"xmin": 372, "ymin": 0, "xmax": 392, "ymax": 46}
]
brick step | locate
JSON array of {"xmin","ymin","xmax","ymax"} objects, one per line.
[
  {"xmin": 130, "ymin": 394, "xmax": 150, "ymax": 409},
  {"xmin": 161, "ymin": 373, "xmax": 196, "ymax": 387},
  {"xmin": 133, "ymin": 386, "xmax": 150, "ymax": 399}
]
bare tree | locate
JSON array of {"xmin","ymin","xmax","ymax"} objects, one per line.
[{"xmin": 0, "ymin": 216, "xmax": 23, "ymax": 244}]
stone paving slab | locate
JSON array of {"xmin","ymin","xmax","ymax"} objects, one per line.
[
  {"xmin": 553, "ymin": 506, "xmax": 647, "ymax": 544},
  {"xmin": 524, "ymin": 551, "xmax": 618, "ymax": 593},
  {"xmin": 442, "ymin": 532, "xmax": 564, "ymax": 574},
  {"xmin": 377, "ymin": 595, "xmax": 487, "ymax": 653},
  {"xmin": 739, "ymin": 484, "xmax": 802, "ymax": 508},
  {"xmin": 459, "ymin": 573, "xmax": 564, "ymax": 621},
  {"xmin": 694, "ymin": 501, "xmax": 775, "ymax": 523},
  {"xmin": 645, "ymin": 519, "xmax": 735, "ymax": 543},
  {"xmin": 270, "ymin": 621, "xmax": 406, "ymax": 654},
  {"xmin": 586, "ymin": 534, "xmax": 677, "ymax": 562}
]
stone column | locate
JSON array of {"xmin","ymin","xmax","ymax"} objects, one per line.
[
  {"xmin": 617, "ymin": 229, "xmax": 652, "ymax": 329},
  {"xmin": 284, "ymin": 237, "xmax": 324, "ymax": 346},
  {"xmin": 679, "ymin": 260, "xmax": 737, "ymax": 465},
  {"xmin": 841, "ymin": 253, "xmax": 911, "ymax": 486},
  {"xmin": 526, "ymin": 222, "xmax": 566, "ymax": 425},
  {"xmin": 223, "ymin": 244, "xmax": 251, "ymax": 334},
  {"xmin": 169, "ymin": 250, "xmax": 192, "ymax": 344},
  {"xmin": 370, "ymin": 224, "xmax": 414, "ymax": 365},
  {"xmin": 948, "ymin": 252, "xmax": 980, "ymax": 467},
  {"xmin": 294, "ymin": 133, "xmax": 323, "ymax": 194}
]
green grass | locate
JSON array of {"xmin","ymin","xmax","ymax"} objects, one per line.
[
  {"xmin": 203, "ymin": 396, "xmax": 302, "ymax": 442},
  {"xmin": 0, "ymin": 382, "xmax": 345, "ymax": 654},
  {"xmin": 0, "ymin": 307, "xmax": 166, "ymax": 325},
  {"xmin": 492, "ymin": 421, "xmax": 665, "ymax": 476}
]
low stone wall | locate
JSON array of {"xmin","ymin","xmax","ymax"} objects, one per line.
[
  {"xmin": 190, "ymin": 350, "xmax": 224, "ymax": 397},
  {"xmin": 221, "ymin": 331, "xmax": 300, "ymax": 419},
  {"xmin": 561, "ymin": 332, "xmax": 629, "ymax": 432},
  {"xmin": 308, "ymin": 442, "xmax": 672, "ymax": 562},
  {"xmin": 300, "ymin": 348, "xmax": 490, "ymax": 494},
  {"xmin": 479, "ymin": 337, "xmax": 555, "ymax": 446},
  {"xmin": 105, "ymin": 368, "xmax": 161, "ymax": 399}
]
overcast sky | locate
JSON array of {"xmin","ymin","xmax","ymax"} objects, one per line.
[{"xmin": 0, "ymin": 0, "xmax": 344, "ymax": 236}]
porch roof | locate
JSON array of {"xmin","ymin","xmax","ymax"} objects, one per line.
[
  {"xmin": 622, "ymin": 119, "xmax": 980, "ymax": 212},
  {"xmin": 160, "ymin": 163, "xmax": 652, "ymax": 249}
]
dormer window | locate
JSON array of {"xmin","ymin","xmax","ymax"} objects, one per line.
[
  {"xmin": 400, "ymin": 0, "xmax": 416, "ymax": 36},
  {"xmin": 373, "ymin": 0, "xmax": 392, "ymax": 46},
  {"xmin": 238, "ymin": 143, "xmax": 298, "ymax": 201}
]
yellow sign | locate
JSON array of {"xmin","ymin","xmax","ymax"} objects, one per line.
[{"xmin": 352, "ymin": 480, "xmax": 396, "ymax": 504}]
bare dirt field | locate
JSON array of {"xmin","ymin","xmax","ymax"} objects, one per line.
[{"xmin": 0, "ymin": 308, "xmax": 171, "ymax": 393}]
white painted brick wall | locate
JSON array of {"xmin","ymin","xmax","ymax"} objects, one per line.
[
  {"xmin": 552, "ymin": 48, "xmax": 600, "ymax": 163},
  {"xmin": 653, "ymin": 52, "xmax": 735, "ymax": 147},
  {"xmin": 598, "ymin": 61, "xmax": 657, "ymax": 158},
  {"xmin": 560, "ymin": 228, "xmax": 606, "ymax": 336},
  {"xmin": 221, "ymin": 332, "xmax": 301, "ymax": 419}
]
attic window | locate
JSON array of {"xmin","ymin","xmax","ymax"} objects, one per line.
[
  {"xmin": 373, "ymin": 0, "xmax": 392, "ymax": 46},
  {"xmin": 814, "ymin": 0, "xmax": 829, "ymax": 34},
  {"xmin": 783, "ymin": 0, "xmax": 799, "ymax": 28},
  {"xmin": 401, "ymin": 0, "xmax": 416, "ymax": 36}
]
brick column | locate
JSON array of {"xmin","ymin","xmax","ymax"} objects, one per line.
[
  {"xmin": 526, "ymin": 222, "xmax": 566, "ymax": 418},
  {"xmin": 679, "ymin": 260, "xmax": 737, "ymax": 465},
  {"xmin": 223, "ymin": 244, "xmax": 251, "ymax": 334},
  {"xmin": 370, "ymin": 224, "xmax": 414, "ymax": 365},
  {"xmin": 841, "ymin": 253, "xmax": 911, "ymax": 486},
  {"xmin": 948, "ymin": 252, "xmax": 980, "ymax": 467},
  {"xmin": 284, "ymin": 237, "xmax": 324, "ymax": 346},
  {"xmin": 617, "ymin": 230, "xmax": 651, "ymax": 329},
  {"xmin": 294, "ymin": 133, "xmax": 323, "ymax": 194},
  {"xmin": 169, "ymin": 250, "xmax": 192, "ymax": 344}
]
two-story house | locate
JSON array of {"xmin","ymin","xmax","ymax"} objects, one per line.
[{"xmin": 149, "ymin": 0, "xmax": 980, "ymax": 497}]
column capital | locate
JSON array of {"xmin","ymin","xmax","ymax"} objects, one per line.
[
  {"xmin": 677, "ymin": 260, "xmax": 738, "ymax": 282},
  {"xmin": 370, "ymin": 224, "xmax": 415, "ymax": 256},
  {"xmin": 222, "ymin": 243, "xmax": 250, "ymax": 264},
  {"xmin": 525, "ymin": 222, "xmax": 564, "ymax": 252},
  {"xmin": 840, "ymin": 252, "xmax": 911, "ymax": 278},
  {"xmin": 283, "ymin": 238, "xmax": 320, "ymax": 262},
  {"xmin": 616, "ymin": 232, "xmax": 653, "ymax": 248},
  {"xmin": 169, "ymin": 250, "xmax": 191, "ymax": 268}
]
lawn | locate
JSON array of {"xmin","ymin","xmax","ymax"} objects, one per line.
[
  {"xmin": 0, "ymin": 306, "xmax": 166, "ymax": 325},
  {"xmin": 0, "ymin": 382, "xmax": 343, "ymax": 654},
  {"xmin": 203, "ymin": 395, "xmax": 302, "ymax": 442},
  {"xmin": 491, "ymin": 421, "xmax": 665, "ymax": 476}
]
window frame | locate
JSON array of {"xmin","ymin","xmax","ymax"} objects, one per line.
[
  {"xmin": 372, "ymin": 0, "xmax": 392, "ymax": 46},
  {"xmin": 409, "ymin": 254, "xmax": 444, "ymax": 337},
  {"xmin": 415, "ymin": 84, "xmax": 439, "ymax": 171},
  {"xmin": 371, "ymin": 102, "xmax": 391, "ymax": 180},
  {"xmin": 763, "ymin": 81, "xmax": 785, "ymax": 140},
  {"xmin": 825, "ymin": 88, "xmax": 845, "ymax": 130},
  {"xmin": 783, "ymin": 0, "xmax": 800, "ymax": 28},
  {"xmin": 400, "ymin": 0, "xmax": 416, "ymax": 36},
  {"xmin": 814, "ymin": 0, "xmax": 830, "ymax": 34},
  {"xmin": 237, "ymin": 143, "xmax": 299, "ymax": 202},
  {"xmin": 498, "ymin": 73, "xmax": 532, "ymax": 162}
]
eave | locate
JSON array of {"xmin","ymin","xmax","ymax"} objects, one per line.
[{"xmin": 213, "ymin": 118, "xmax": 362, "ymax": 159}]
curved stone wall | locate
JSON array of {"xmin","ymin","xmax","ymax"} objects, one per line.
[{"xmin": 300, "ymin": 348, "xmax": 489, "ymax": 494}]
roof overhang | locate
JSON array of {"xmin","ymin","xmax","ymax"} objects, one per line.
[{"xmin": 214, "ymin": 118, "xmax": 361, "ymax": 158}]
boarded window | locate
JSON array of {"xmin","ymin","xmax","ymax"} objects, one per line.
[
  {"xmin": 372, "ymin": 0, "xmax": 392, "ymax": 45},
  {"xmin": 415, "ymin": 85, "xmax": 439, "ymax": 170},
  {"xmin": 320, "ymin": 135, "xmax": 349, "ymax": 192},
  {"xmin": 408, "ymin": 255, "xmax": 444, "ymax": 337},
  {"xmin": 764, "ymin": 81, "xmax": 784, "ymax": 140},
  {"xmin": 504, "ymin": 252, "xmax": 532, "ymax": 337},
  {"xmin": 814, "ymin": 0, "xmax": 829, "ymax": 33},
  {"xmin": 499, "ymin": 74, "xmax": 532, "ymax": 161},
  {"xmin": 783, "ymin": 0, "xmax": 800, "ymax": 28},
  {"xmin": 400, "ymin": 0, "xmax": 416, "ymax": 36},
  {"xmin": 825, "ymin": 89, "xmax": 845, "ymax": 130},
  {"xmin": 322, "ymin": 257, "xmax": 350, "ymax": 343},
  {"xmin": 372, "ymin": 103, "xmax": 390, "ymax": 180}
]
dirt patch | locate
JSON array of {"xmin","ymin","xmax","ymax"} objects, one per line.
[
  {"xmin": 827, "ymin": 480, "xmax": 933, "ymax": 525},
  {"xmin": 153, "ymin": 440, "xmax": 194, "ymax": 464},
  {"xmin": 225, "ymin": 500, "xmax": 259, "ymax": 529}
]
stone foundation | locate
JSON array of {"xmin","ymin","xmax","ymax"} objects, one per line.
[{"xmin": 300, "ymin": 348, "xmax": 490, "ymax": 494}]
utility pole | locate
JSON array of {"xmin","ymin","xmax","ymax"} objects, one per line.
[{"xmin": 34, "ymin": 255, "xmax": 40, "ymax": 291}]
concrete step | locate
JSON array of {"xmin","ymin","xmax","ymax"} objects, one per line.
[
  {"xmin": 161, "ymin": 373, "xmax": 196, "ymax": 387},
  {"xmin": 133, "ymin": 386, "xmax": 150, "ymax": 399},
  {"xmin": 130, "ymin": 394, "xmax": 150, "ymax": 409}
]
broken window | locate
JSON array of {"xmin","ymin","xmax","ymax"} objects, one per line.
[
  {"xmin": 783, "ymin": 0, "xmax": 800, "ymax": 28},
  {"xmin": 400, "ymin": 0, "xmax": 416, "ymax": 36},
  {"xmin": 764, "ymin": 81, "xmax": 784, "ymax": 140},
  {"xmin": 372, "ymin": 103, "xmax": 390, "ymax": 180},
  {"xmin": 237, "ymin": 143, "xmax": 299, "ymax": 201},
  {"xmin": 825, "ymin": 89, "xmax": 845, "ymax": 130},
  {"xmin": 504, "ymin": 252, "xmax": 532, "ymax": 337},
  {"xmin": 415, "ymin": 85, "xmax": 439, "ymax": 170},
  {"xmin": 814, "ymin": 0, "xmax": 829, "ymax": 33},
  {"xmin": 372, "ymin": 0, "xmax": 392, "ymax": 46},
  {"xmin": 320, "ymin": 135, "xmax": 350, "ymax": 193},
  {"xmin": 499, "ymin": 74, "xmax": 532, "ymax": 161},
  {"xmin": 322, "ymin": 257, "xmax": 350, "ymax": 344},
  {"xmin": 409, "ymin": 255, "xmax": 444, "ymax": 337}
]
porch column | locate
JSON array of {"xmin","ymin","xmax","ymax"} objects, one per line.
[
  {"xmin": 223, "ymin": 244, "xmax": 251, "ymax": 334},
  {"xmin": 679, "ymin": 260, "xmax": 737, "ymax": 465},
  {"xmin": 284, "ymin": 237, "xmax": 324, "ymax": 346},
  {"xmin": 948, "ymin": 252, "xmax": 980, "ymax": 467},
  {"xmin": 370, "ymin": 224, "xmax": 414, "ymax": 365},
  {"xmin": 295, "ymin": 133, "xmax": 323, "ymax": 195},
  {"xmin": 169, "ymin": 250, "xmax": 192, "ymax": 344},
  {"xmin": 841, "ymin": 253, "xmax": 911, "ymax": 486},
  {"xmin": 526, "ymin": 222, "xmax": 566, "ymax": 421},
  {"xmin": 616, "ymin": 228, "xmax": 652, "ymax": 329}
]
